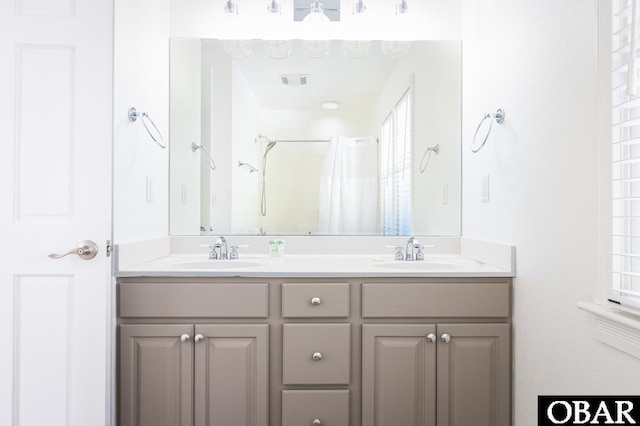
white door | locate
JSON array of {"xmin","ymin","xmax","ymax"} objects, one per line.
[{"xmin": 0, "ymin": 0, "xmax": 113, "ymax": 425}]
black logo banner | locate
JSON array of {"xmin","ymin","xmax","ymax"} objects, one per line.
[{"xmin": 539, "ymin": 396, "xmax": 640, "ymax": 425}]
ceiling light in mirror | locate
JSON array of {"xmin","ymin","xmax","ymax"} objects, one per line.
[
  {"xmin": 222, "ymin": 40, "xmax": 252, "ymax": 60},
  {"xmin": 342, "ymin": 40, "xmax": 372, "ymax": 59},
  {"xmin": 381, "ymin": 40, "xmax": 411, "ymax": 58},
  {"xmin": 320, "ymin": 101, "xmax": 340, "ymax": 110},
  {"xmin": 303, "ymin": 39, "xmax": 331, "ymax": 58},
  {"xmin": 265, "ymin": 40, "xmax": 292, "ymax": 59}
]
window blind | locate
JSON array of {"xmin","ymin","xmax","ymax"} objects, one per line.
[
  {"xmin": 380, "ymin": 88, "xmax": 412, "ymax": 236},
  {"xmin": 610, "ymin": 0, "xmax": 640, "ymax": 315}
]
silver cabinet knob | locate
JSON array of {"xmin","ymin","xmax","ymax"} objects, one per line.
[
  {"xmin": 49, "ymin": 240, "xmax": 98, "ymax": 260},
  {"xmin": 312, "ymin": 419, "xmax": 322, "ymax": 426},
  {"xmin": 312, "ymin": 352, "xmax": 323, "ymax": 361},
  {"xmin": 426, "ymin": 333, "xmax": 436, "ymax": 343},
  {"xmin": 441, "ymin": 333, "xmax": 451, "ymax": 343},
  {"xmin": 180, "ymin": 334, "xmax": 191, "ymax": 342},
  {"xmin": 194, "ymin": 334, "xmax": 204, "ymax": 343},
  {"xmin": 310, "ymin": 297, "xmax": 321, "ymax": 306}
]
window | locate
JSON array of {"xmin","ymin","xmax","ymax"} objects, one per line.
[
  {"xmin": 610, "ymin": 0, "xmax": 640, "ymax": 316},
  {"xmin": 380, "ymin": 88, "xmax": 412, "ymax": 236},
  {"xmin": 577, "ymin": 0, "xmax": 640, "ymax": 360}
]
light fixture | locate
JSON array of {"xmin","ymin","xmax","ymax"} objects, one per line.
[
  {"xmin": 303, "ymin": 0, "xmax": 330, "ymax": 22},
  {"xmin": 395, "ymin": 0, "xmax": 408, "ymax": 15},
  {"xmin": 320, "ymin": 101, "xmax": 340, "ymax": 110},
  {"xmin": 342, "ymin": 40, "xmax": 371, "ymax": 59},
  {"xmin": 224, "ymin": 0, "xmax": 238, "ymax": 15},
  {"xmin": 265, "ymin": 40, "xmax": 292, "ymax": 59},
  {"xmin": 352, "ymin": 0, "xmax": 366, "ymax": 14},
  {"xmin": 267, "ymin": 0, "xmax": 281, "ymax": 14},
  {"xmin": 222, "ymin": 40, "xmax": 252, "ymax": 60},
  {"xmin": 302, "ymin": 39, "xmax": 331, "ymax": 58},
  {"xmin": 380, "ymin": 40, "xmax": 411, "ymax": 58}
]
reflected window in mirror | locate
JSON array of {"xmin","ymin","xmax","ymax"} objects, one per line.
[{"xmin": 381, "ymin": 87, "xmax": 412, "ymax": 235}]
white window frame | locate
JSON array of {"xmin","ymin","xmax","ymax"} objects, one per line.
[{"xmin": 578, "ymin": 0, "xmax": 640, "ymax": 359}]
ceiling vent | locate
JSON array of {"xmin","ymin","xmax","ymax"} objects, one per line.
[{"xmin": 280, "ymin": 74, "xmax": 310, "ymax": 86}]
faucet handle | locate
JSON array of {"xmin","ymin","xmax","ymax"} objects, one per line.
[
  {"xmin": 229, "ymin": 245, "xmax": 239, "ymax": 260},
  {"xmin": 394, "ymin": 246, "xmax": 404, "ymax": 261},
  {"xmin": 385, "ymin": 245, "xmax": 405, "ymax": 261},
  {"xmin": 415, "ymin": 245, "xmax": 424, "ymax": 261}
]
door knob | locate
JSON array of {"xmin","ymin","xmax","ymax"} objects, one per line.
[
  {"xmin": 426, "ymin": 333, "xmax": 436, "ymax": 343},
  {"xmin": 312, "ymin": 419, "xmax": 322, "ymax": 426},
  {"xmin": 49, "ymin": 240, "xmax": 98, "ymax": 260},
  {"xmin": 310, "ymin": 297, "xmax": 321, "ymax": 306},
  {"xmin": 194, "ymin": 334, "xmax": 204, "ymax": 343},
  {"xmin": 180, "ymin": 334, "xmax": 191, "ymax": 342},
  {"xmin": 441, "ymin": 333, "xmax": 451, "ymax": 343},
  {"xmin": 312, "ymin": 352, "xmax": 323, "ymax": 361}
]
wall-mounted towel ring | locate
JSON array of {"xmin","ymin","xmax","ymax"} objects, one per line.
[
  {"xmin": 128, "ymin": 107, "xmax": 166, "ymax": 149},
  {"xmin": 471, "ymin": 108, "xmax": 505, "ymax": 153},
  {"xmin": 238, "ymin": 161, "xmax": 258, "ymax": 173},
  {"xmin": 419, "ymin": 144, "xmax": 440, "ymax": 173},
  {"xmin": 191, "ymin": 142, "xmax": 216, "ymax": 170}
]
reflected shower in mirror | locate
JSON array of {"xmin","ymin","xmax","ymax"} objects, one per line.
[{"xmin": 169, "ymin": 39, "xmax": 461, "ymax": 236}]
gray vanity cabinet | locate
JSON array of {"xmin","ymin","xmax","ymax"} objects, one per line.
[
  {"xmin": 118, "ymin": 281, "xmax": 270, "ymax": 426},
  {"xmin": 119, "ymin": 324, "xmax": 194, "ymax": 426},
  {"xmin": 118, "ymin": 277, "xmax": 511, "ymax": 426},
  {"xmin": 362, "ymin": 323, "xmax": 510, "ymax": 426},
  {"xmin": 361, "ymin": 282, "xmax": 511, "ymax": 426},
  {"xmin": 436, "ymin": 323, "xmax": 510, "ymax": 426}
]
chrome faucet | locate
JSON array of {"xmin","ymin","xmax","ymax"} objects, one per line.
[
  {"xmin": 209, "ymin": 236, "xmax": 228, "ymax": 260},
  {"xmin": 405, "ymin": 237, "xmax": 422, "ymax": 261}
]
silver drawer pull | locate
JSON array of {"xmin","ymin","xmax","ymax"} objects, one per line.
[
  {"xmin": 426, "ymin": 333, "xmax": 436, "ymax": 343},
  {"xmin": 180, "ymin": 334, "xmax": 191, "ymax": 342},
  {"xmin": 310, "ymin": 297, "xmax": 321, "ymax": 306},
  {"xmin": 194, "ymin": 334, "xmax": 204, "ymax": 343},
  {"xmin": 441, "ymin": 333, "xmax": 451, "ymax": 343},
  {"xmin": 312, "ymin": 352, "xmax": 323, "ymax": 361},
  {"xmin": 312, "ymin": 419, "xmax": 322, "ymax": 426}
]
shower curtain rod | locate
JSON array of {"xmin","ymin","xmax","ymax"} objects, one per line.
[{"xmin": 255, "ymin": 136, "xmax": 378, "ymax": 143}]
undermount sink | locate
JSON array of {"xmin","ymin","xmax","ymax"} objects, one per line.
[
  {"xmin": 169, "ymin": 260, "xmax": 261, "ymax": 269},
  {"xmin": 372, "ymin": 259, "xmax": 478, "ymax": 270}
]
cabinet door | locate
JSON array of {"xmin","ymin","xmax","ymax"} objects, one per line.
[
  {"xmin": 362, "ymin": 324, "xmax": 437, "ymax": 426},
  {"xmin": 119, "ymin": 324, "xmax": 194, "ymax": 426},
  {"xmin": 437, "ymin": 323, "xmax": 510, "ymax": 426},
  {"xmin": 195, "ymin": 324, "xmax": 269, "ymax": 426}
]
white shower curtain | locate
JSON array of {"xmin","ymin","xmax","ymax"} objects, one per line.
[{"xmin": 318, "ymin": 136, "xmax": 378, "ymax": 234}]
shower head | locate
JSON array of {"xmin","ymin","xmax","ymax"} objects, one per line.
[{"xmin": 264, "ymin": 141, "xmax": 277, "ymax": 156}]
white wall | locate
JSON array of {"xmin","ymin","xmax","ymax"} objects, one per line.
[
  {"xmin": 230, "ymin": 62, "xmax": 263, "ymax": 234},
  {"xmin": 461, "ymin": 1, "xmax": 640, "ymax": 424},
  {"xmin": 170, "ymin": 39, "xmax": 202, "ymax": 235},
  {"xmin": 113, "ymin": 0, "xmax": 170, "ymax": 243}
]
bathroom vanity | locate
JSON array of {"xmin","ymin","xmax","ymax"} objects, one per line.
[{"xmin": 116, "ymin": 242, "xmax": 513, "ymax": 426}]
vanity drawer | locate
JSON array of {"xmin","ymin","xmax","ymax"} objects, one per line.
[
  {"xmin": 282, "ymin": 283, "xmax": 350, "ymax": 318},
  {"xmin": 282, "ymin": 390, "xmax": 350, "ymax": 426},
  {"xmin": 119, "ymin": 282, "xmax": 269, "ymax": 318},
  {"xmin": 362, "ymin": 282, "xmax": 510, "ymax": 318},
  {"xmin": 282, "ymin": 324, "xmax": 351, "ymax": 385}
]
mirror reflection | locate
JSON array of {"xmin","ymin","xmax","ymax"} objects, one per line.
[{"xmin": 170, "ymin": 39, "xmax": 461, "ymax": 236}]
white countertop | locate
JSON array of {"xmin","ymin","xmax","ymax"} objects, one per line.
[{"xmin": 116, "ymin": 253, "xmax": 514, "ymax": 278}]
